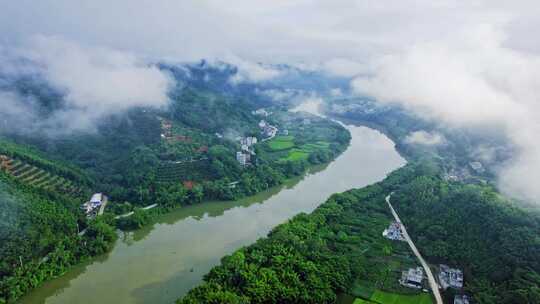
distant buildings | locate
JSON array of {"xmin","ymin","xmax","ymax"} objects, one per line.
[
  {"xmin": 159, "ymin": 118, "xmax": 173, "ymax": 139},
  {"xmin": 240, "ymin": 136, "xmax": 258, "ymax": 147},
  {"xmin": 438, "ymin": 264, "xmax": 464, "ymax": 290},
  {"xmin": 454, "ymin": 295, "xmax": 470, "ymax": 304},
  {"xmin": 469, "ymin": 161, "xmax": 485, "ymax": 173},
  {"xmin": 258, "ymin": 120, "xmax": 278, "ymax": 140},
  {"xmin": 383, "ymin": 221, "xmax": 405, "ymax": 241},
  {"xmin": 236, "ymin": 136, "xmax": 258, "ymax": 166},
  {"xmin": 0, "ymin": 155, "xmax": 10, "ymax": 171},
  {"xmin": 252, "ymin": 108, "xmax": 271, "ymax": 117},
  {"xmin": 400, "ymin": 267, "xmax": 424, "ymax": 289}
]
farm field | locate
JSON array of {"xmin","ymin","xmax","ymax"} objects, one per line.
[
  {"xmin": 352, "ymin": 290, "xmax": 433, "ymax": 304},
  {"xmin": 266, "ymin": 135, "xmax": 295, "ymax": 150},
  {"xmin": 1, "ymin": 156, "xmax": 81, "ymax": 195},
  {"xmin": 370, "ymin": 290, "xmax": 433, "ymax": 304},
  {"xmin": 264, "ymin": 136, "xmax": 332, "ymax": 162}
]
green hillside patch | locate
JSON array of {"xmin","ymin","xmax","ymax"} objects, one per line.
[
  {"xmin": 284, "ymin": 149, "xmax": 311, "ymax": 161},
  {"xmin": 267, "ymin": 136, "xmax": 295, "ymax": 151},
  {"xmin": 370, "ymin": 290, "xmax": 433, "ymax": 304}
]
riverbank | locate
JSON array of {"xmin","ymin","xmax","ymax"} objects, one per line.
[{"xmin": 17, "ymin": 124, "xmax": 405, "ymax": 304}]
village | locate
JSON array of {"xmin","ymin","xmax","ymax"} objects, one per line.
[
  {"xmin": 383, "ymin": 221, "xmax": 469, "ymax": 304},
  {"xmin": 235, "ymin": 108, "xmax": 280, "ymax": 166},
  {"xmin": 80, "ymin": 108, "xmax": 281, "ymax": 219}
]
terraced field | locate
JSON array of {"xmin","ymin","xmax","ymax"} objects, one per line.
[
  {"xmin": 156, "ymin": 158, "xmax": 212, "ymax": 183},
  {"xmin": 0, "ymin": 156, "xmax": 81, "ymax": 195}
]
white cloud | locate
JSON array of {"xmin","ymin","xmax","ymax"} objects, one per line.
[
  {"xmin": 1, "ymin": 36, "xmax": 172, "ymax": 134},
  {"xmin": 27, "ymin": 36, "xmax": 172, "ymax": 112},
  {"xmin": 323, "ymin": 58, "xmax": 366, "ymax": 77},
  {"xmin": 227, "ymin": 57, "xmax": 283, "ymax": 84},
  {"xmin": 404, "ymin": 131, "xmax": 445, "ymax": 146},
  {"xmin": 351, "ymin": 24, "xmax": 540, "ymax": 202},
  {"xmin": 1, "ymin": 1, "xmax": 540, "ymax": 202}
]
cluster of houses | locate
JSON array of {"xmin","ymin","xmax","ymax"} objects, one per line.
[
  {"xmin": 236, "ymin": 136, "xmax": 258, "ymax": 166},
  {"xmin": 80, "ymin": 193, "xmax": 106, "ymax": 218},
  {"xmin": 259, "ymin": 120, "xmax": 278, "ymax": 139},
  {"xmin": 384, "ymin": 221, "xmax": 469, "ymax": 303},
  {"xmin": 398, "ymin": 264, "xmax": 468, "ymax": 303},
  {"xmin": 382, "ymin": 221, "xmax": 405, "ymax": 241}
]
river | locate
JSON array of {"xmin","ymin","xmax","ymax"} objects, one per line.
[{"xmin": 18, "ymin": 118, "xmax": 405, "ymax": 304}]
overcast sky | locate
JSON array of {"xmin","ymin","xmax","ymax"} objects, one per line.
[{"xmin": 1, "ymin": 0, "xmax": 540, "ymax": 202}]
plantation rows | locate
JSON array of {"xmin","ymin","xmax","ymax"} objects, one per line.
[
  {"xmin": 156, "ymin": 160, "xmax": 212, "ymax": 183},
  {"xmin": 1, "ymin": 157, "xmax": 81, "ymax": 195}
]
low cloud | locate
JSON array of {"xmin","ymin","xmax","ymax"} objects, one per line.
[
  {"xmin": 323, "ymin": 58, "xmax": 365, "ymax": 78},
  {"xmin": 0, "ymin": 36, "xmax": 172, "ymax": 135},
  {"xmin": 227, "ymin": 57, "xmax": 283, "ymax": 84},
  {"xmin": 352, "ymin": 25, "xmax": 540, "ymax": 203},
  {"xmin": 404, "ymin": 131, "xmax": 445, "ymax": 146}
]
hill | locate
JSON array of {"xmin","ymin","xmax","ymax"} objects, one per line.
[
  {"xmin": 0, "ymin": 139, "xmax": 116, "ymax": 303},
  {"xmin": 178, "ymin": 164, "xmax": 540, "ymax": 304}
]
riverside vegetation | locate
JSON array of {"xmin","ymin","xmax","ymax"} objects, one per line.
[
  {"xmin": 178, "ymin": 163, "xmax": 540, "ymax": 304},
  {"xmin": 0, "ymin": 74, "xmax": 349, "ymax": 302}
]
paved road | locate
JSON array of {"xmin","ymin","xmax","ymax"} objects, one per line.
[{"xmin": 385, "ymin": 194, "xmax": 444, "ymax": 304}]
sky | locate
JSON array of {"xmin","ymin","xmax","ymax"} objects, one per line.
[{"xmin": 1, "ymin": 0, "xmax": 540, "ymax": 202}]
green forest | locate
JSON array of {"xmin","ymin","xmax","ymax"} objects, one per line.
[
  {"xmin": 178, "ymin": 164, "xmax": 540, "ymax": 304},
  {"xmin": 0, "ymin": 81, "xmax": 350, "ymax": 302},
  {"xmin": 0, "ymin": 172, "xmax": 116, "ymax": 303}
]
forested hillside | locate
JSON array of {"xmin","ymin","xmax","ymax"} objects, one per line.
[
  {"xmin": 0, "ymin": 64, "xmax": 353, "ymax": 302},
  {"xmin": 0, "ymin": 144, "xmax": 116, "ymax": 303},
  {"xmin": 178, "ymin": 164, "xmax": 540, "ymax": 304},
  {"xmin": 392, "ymin": 175, "xmax": 540, "ymax": 303}
]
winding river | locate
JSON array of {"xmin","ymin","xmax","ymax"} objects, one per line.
[{"xmin": 18, "ymin": 110, "xmax": 405, "ymax": 304}]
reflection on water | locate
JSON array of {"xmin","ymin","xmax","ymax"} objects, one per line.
[{"xmin": 18, "ymin": 125, "xmax": 405, "ymax": 304}]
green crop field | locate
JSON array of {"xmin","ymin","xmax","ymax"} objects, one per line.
[
  {"xmin": 369, "ymin": 290, "xmax": 433, "ymax": 304},
  {"xmin": 267, "ymin": 136, "xmax": 295, "ymax": 151},
  {"xmin": 284, "ymin": 149, "xmax": 310, "ymax": 161}
]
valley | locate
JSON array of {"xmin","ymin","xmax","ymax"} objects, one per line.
[{"xmin": 15, "ymin": 124, "xmax": 404, "ymax": 304}]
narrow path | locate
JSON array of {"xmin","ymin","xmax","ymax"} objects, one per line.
[
  {"xmin": 98, "ymin": 196, "xmax": 108, "ymax": 216},
  {"xmin": 114, "ymin": 203, "xmax": 158, "ymax": 219},
  {"xmin": 385, "ymin": 194, "xmax": 444, "ymax": 304}
]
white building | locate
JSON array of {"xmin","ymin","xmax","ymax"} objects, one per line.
[
  {"xmin": 252, "ymin": 108, "xmax": 270, "ymax": 117},
  {"xmin": 439, "ymin": 264, "xmax": 464, "ymax": 290},
  {"xmin": 81, "ymin": 193, "xmax": 104, "ymax": 217},
  {"xmin": 383, "ymin": 222, "xmax": 405, "ymax": 241},
  {"xmin": 240, "ymin": 136, "xmax": 258, "ymax": 147},
  {"xmin": 400, "ymin": 267, "xmax": 424, "ymax": 289}
]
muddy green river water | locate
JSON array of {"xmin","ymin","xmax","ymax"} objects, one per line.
[{"xmin": 18, "ymin": 122, "xmax": 405, "ymax": 304}]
